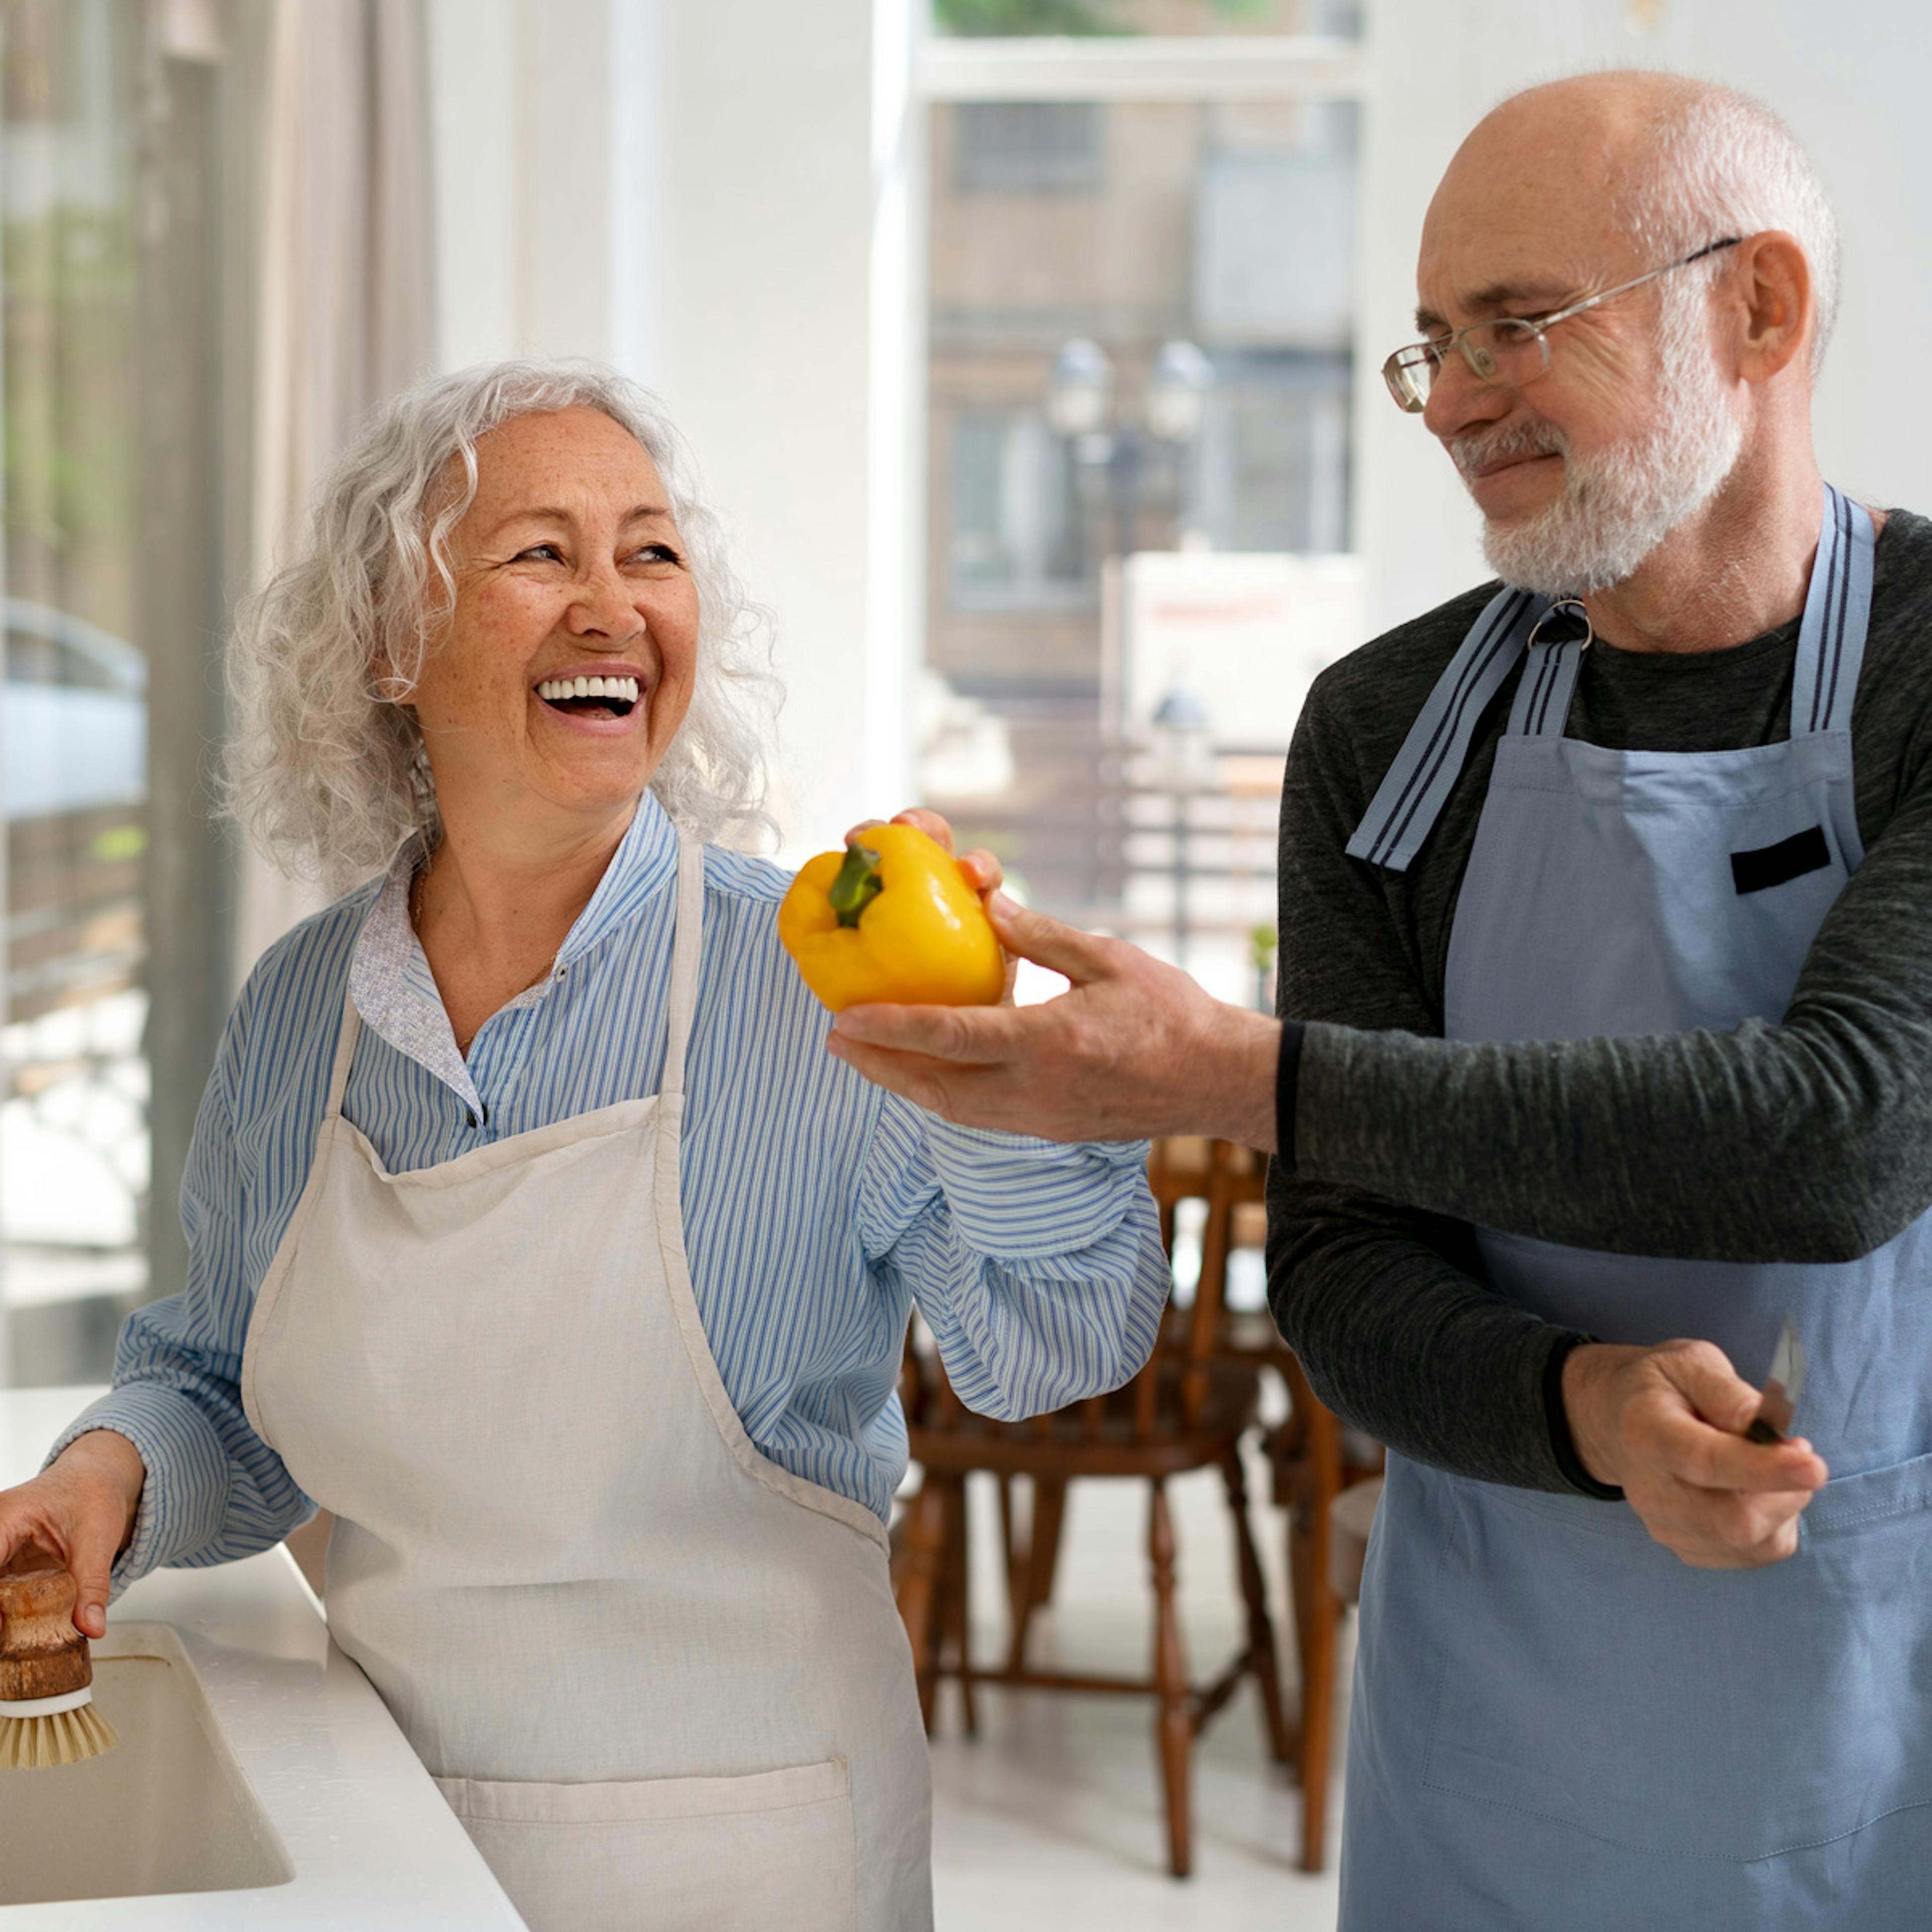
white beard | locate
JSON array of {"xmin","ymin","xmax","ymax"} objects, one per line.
[{"xmin": 1457, "ymin": 284, "xmax": 1745, "ymax": 597}]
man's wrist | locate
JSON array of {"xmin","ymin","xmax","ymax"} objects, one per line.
[
  {"xmin": 1547, "ymin": 1336, "xmax": 1624, "ymax": 1499},
  {"xmin": 1558, "ymin": 1342, "xmax": 1630, "ymax": 1496},
  {"xmin": 1200, "ymin": 1004, "xmax": 1281, "ymax": 1150}
]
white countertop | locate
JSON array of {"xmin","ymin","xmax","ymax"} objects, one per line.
[{"xmin": 1, "ymin": 1388, "xmax": 526, "ymax": 1929}]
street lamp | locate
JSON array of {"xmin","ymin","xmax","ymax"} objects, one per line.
[
  {"xmin": 1146, "ymin": 339, "xmax": 1214, "ymax": 444},
  {"xmin": 1045, "ymin": 337, "xmax": 1114, "ymax": 443},
  {"xmin": 1045, "ymin": 336, "xmax": 1214, "ymax": 560},
  {"xmin": 1042, "ymin": 337, "xmax": 1216, "ymax": 941}
]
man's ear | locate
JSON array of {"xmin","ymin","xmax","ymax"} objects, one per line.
[{"xmin": 1731, "ymin": 231, "xmax": 1812, "ymax": 384}]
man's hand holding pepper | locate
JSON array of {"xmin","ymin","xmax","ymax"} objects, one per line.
[{"xmin": 827, "ymin": 875, "xmax": 1279, "ymax": 1150}]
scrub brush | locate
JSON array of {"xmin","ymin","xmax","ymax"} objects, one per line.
[{"xmin": 0, "ymin": 1565, "xmax": 119, "ymax": 1770}]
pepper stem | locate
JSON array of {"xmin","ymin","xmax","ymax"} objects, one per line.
[{"xmin": 829, "ymin": 842, "xmax": 884, "ymax": 928}]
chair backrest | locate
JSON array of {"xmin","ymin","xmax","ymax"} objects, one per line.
[
  {"xmin": 903, "ymin": 1137, "xmax": 1264, "ymax": 1446},
  {"xmin": 1151, "ymin": 1137, "xmax": 1261, "ymax": 1431}
]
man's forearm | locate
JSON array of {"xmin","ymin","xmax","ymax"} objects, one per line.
[{"xmin": 1294, "ymin": 1012, "xmax": 1932, "ymax": 1264}]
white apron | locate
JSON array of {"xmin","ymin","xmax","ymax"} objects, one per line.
[{"xmin": 240, "ymin": 833, "xmax": 933, "ymax": 1932}]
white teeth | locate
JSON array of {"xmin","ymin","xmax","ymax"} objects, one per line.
[{"xmin": 536, "ymin": 675, "xmax": 641, "ymax": 705}]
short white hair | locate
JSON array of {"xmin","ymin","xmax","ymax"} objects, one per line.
[
  {"xmin": 1619, "ymin": 77, "xmax": 1840, "ymax": 375},
  {"xmin": 225, "ymin": 360, "xmax": 779, "ymax": 892}
]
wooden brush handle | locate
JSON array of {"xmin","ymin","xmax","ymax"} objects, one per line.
[{"xmin": 0, "ymin": 1566, "xmax": 92, "ymax": 1702}]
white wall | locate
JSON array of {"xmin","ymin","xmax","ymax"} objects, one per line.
[
  {"xmin": 427, "ymin": 0, "xmax": 900, "ymax": 861},
  {"xmin": 1355, "ymin": 0, "xmax": 1932, "ymax": 638}
]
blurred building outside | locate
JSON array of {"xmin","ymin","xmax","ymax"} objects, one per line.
[{"xmin": 916, "ymin": 0, "xmax": 1364, "ymax": 1010}]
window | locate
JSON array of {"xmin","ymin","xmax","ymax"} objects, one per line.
[
  {"xmin": 953, "ymin": 102, "xmax": 1105, "ymax": 194},
  {"xmin": 911, "ymin": 25, "xmax": 1364, "ymax": 997},
  {"xmin": 3, "ymin": 0, "xmax": 250, "ymax": 1385}
]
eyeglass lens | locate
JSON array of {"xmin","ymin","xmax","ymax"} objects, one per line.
[{"xmin": 1385, "ymin": 318, "xmax": 1549, "ymax": 411}]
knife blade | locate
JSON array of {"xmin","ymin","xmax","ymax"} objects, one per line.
[{"xmin": 1745, "ymin": 1316, "xmax": 1806, "ymax": 1444}]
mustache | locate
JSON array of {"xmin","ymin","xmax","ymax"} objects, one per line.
[{"xmin": 1452, "ymin": 416, "xmax": 1568, "ymax": 482}]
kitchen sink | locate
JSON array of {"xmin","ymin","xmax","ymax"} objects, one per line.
[{"xmin": 0, "ymin": 1622, "xmax": 294, "ymax": 1907}]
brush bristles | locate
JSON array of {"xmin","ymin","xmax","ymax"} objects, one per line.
[{"xmin": 0, "ymin": 1701, "xmax": 119, "ymax": 1770}]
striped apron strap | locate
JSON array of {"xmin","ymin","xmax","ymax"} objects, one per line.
[
  {"xmin": 1793, "ymin": 483, "xmax": 1875, "ymax": 738},
  {"xmin": 1347, "ymin": 586, "xmax": 1548, "ymax": 873},
  {"xmin": 1506, "ymin": 599, "xmax": 1591, "ymax": 739}
]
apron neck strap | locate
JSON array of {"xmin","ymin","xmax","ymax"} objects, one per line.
[
  {"xmin": 1506, "ymin": 600, "xmax": 1591, "ymax": 740},
  {"xmin": 1791, "ymin": 482, "xmax": 1875, "ymax": 738},
  {"xmin": 1350, "ymin": 484, "xmax": 1877, "ymax": 874},
  {"xmin": 660, "ymin": 831, "xmax": 705, "ymax": 1100},
  {"xmin": 324, "ymin": 993, "xmax": 361, "ymax": 1124},
  {"xmin": 1346, "ymin": 586, "xmax": 1547, "ymax": 873}
]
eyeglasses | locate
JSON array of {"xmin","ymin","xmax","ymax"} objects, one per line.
[{"xmin": 1382, "ymin": 236, "xmax": 1742, "ymax": 414}]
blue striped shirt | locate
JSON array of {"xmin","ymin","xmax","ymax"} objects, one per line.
[{"xmin": 52, "ymin": 795, "xmax": 1169, "ymax": 1587}]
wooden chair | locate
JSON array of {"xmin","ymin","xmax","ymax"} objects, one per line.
[
  {"xmin": 892, "ymin": 1137, "xmax": 1292, "ymax": 1879},
  {"xmin": 1263, "ymin": 1349, "xmax": 1382, "ymax": 1870},
  {"xmin": 1167, "ymin": 1138, "xmax": 1384, "ymax": 1873}
]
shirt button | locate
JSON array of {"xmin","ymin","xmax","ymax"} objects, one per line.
[{"xmin": 465, "ymin": 1109, "xmax": 478, "ymax": 1129}]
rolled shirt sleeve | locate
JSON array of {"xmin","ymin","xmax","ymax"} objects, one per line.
[
  {"xmin": 43, "ymin": 1018, "xmax": 314, "ymax": 1595},
  {"xmin": 859, "ymin": 1097, "xmax": 1170, "ymax": 1420}
]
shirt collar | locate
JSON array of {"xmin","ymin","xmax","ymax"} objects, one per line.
[
  {"xmin": 347, "ymin": 792, "xmax": 683, "ymax": 1106},
  {"xmin": 557, "ymin": 789, "xmax": 680, "ymax": 965}
]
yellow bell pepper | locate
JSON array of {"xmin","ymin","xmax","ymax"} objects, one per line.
[{"xmin": 778, "ymin": 822, "xmax": 1007, "ymax": 1013}]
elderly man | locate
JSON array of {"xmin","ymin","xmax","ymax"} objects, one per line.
[{"xmin": 834, "ymin": 70, "xmax": 1932, "ymax": 1926}]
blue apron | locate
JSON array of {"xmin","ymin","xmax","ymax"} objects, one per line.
[{"xmin": 1338, "ymin": 486, "xmax": 1932, "ymax": 1929}]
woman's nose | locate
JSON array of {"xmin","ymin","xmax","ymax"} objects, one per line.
[{"xmin": 565, "ymin": 566, "xmax": 642, "ymax": 639}]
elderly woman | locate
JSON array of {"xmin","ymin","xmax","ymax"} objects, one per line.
[{"xmin": 0, "ymin": 362, "xmax": 1167, "ymax": 1931}]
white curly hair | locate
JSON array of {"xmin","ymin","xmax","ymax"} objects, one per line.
[{"xmin": 225, "ymin": 360, "xmax": 779, "ymax": 893}]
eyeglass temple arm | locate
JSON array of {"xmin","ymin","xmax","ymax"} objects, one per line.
[{"xmin": 1533, "ymin": 235, "xmax": 1743, "ymax": 334}]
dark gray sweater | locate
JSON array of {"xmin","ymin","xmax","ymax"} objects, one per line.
[{"xmin": 1265, "ymin": 508, "xmax": 1932, "ymax": 1493}]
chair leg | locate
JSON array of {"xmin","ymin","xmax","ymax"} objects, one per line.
[
  {"xmin": 1286, "ymin": 1473, "xmax": 1340, "ymax": 1872},
  {"xmin": 1223, "ymin": 1449, "xmax": 1293, "ymax": 1766},
  {"xmin": 1003, "ymin": 1477, "xmax": 1033, "ymax": 1672},
  {"xmin": 1006, "ymin": 1475, "xmax": 1069, "ymax": 1672},
  {"xmin": 1148, "ymin": 1479, "xmax": 1194, "ymax": 1879},
  {"xmin": 896, "ymin": 1477, "xmax": 948, "ymax": 1734},
  {"xmin": 941, "ymin": 1474, "xmax": 978, "ymax": 1736},
  {"xmin": 1029, "ymin": 1477, "xmax": 1069, "ymax": 1609}
]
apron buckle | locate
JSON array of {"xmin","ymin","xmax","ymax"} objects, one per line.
[{"xmin": 1525, "ymin": 598, "xmax": 1594, "ymax": 652}]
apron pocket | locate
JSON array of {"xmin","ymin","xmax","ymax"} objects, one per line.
[
  {"xmin": 435, "ymin": 1758, "xmax": 857, "ymax": 1932},
  {"xmin": 1420, "ymin": 1452, "xmax": 1932, "ymax": 1863}
]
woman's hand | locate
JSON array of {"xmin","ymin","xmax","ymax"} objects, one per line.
[
  {"xmin": 844, "ymin": 809, "xmax": 1014, "ymax": 1001},
  {"xmin": 0, "ymin": 1432, "xmax": 147, "ymax": 1639},
  {"xmin": 845, "ymin": 808, "xmax": 1002, "ymax": 897}
]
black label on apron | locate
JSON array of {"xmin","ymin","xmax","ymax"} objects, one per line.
[{"xmin": 1731, "ymin": 825, "xmax": 1831, "ymax": 895}]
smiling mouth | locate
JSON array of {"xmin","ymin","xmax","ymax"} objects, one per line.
[{"xmin": 536, "ymin": 674, "xmax": 641, "ymax": 720}]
